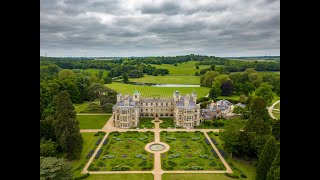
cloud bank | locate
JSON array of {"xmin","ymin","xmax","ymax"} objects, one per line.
[{"xmin": 40, "ymin": 0, "xmax": 280, "ymax": 57}]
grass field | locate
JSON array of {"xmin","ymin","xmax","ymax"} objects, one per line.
[
  {"xmin": 162, "ymin": 173, "xmax": 240, "ymax": 180},
  {"xmin": 89, "ymin": 131, "xmax": 154, "ymax": 171},
  {"xmin": 70, "ymin": 132, "xmax": 102, "ymax": 177},
  {"xmin": 160, "ymin": 131, "xmax": 225, "ymax": 171},
  {"xmin": 76, "ymin": 115, "xmax": 111, "ymax": 129},
  {"xmin": 272, "ymin": 110, "xmax": 280, "ymax": 120},
  {"xmin": 74, "ymin": 101, "xmax": 90, "ymax": 113},
  {"xmin": 85, "ymin": 68, "xmax": 109, "ymax": 77},
  {"xmin": 130, "ymin": 75, "xmax": 200, "ymax": 85},
  {"xmin": 86, "ymin": 174, "xmax": 153, "ymax": 180},
  {"xmin": 105, "ymin": 82, "xmax": 210, "ymax": 98},
  {"xmin": 274, "ymin": 102, "xmax": 280, "ymax": 109},
  {"xmin": 153, "ymin": 61, "xmax": 211, "ymax": 75}
]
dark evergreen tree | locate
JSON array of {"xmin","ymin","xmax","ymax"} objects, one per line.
[
  {"xmin": 53, "ymin": 91, "xmax": 83, "ymax": 160},
  {"xmin": 266, "ymin": 148, "xmax": 280, "ymax": 180},
  {"xmin": 256, "ymin": 136, "xmax": 278, "ymax": 180},
  {"xmin": 272, "ymin": 119, "xmax": 280, "ymax": 141}
]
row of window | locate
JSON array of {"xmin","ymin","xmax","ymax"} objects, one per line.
[
  {"xmin": 140, "ymin": 108, "xmax": 171, "ymax": 113},
  {"xmin": 140, "ymin": 102, "xmax": 172, "ymax": 106}
]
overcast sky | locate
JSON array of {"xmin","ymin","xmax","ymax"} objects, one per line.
[{"xmin": 40, "ymin": 0, "xmax": 280, "ymax": 57}]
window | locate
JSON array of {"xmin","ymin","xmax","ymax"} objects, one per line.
[
  {"xmin": 135, "ymin": 95, "xmax": 137, "ymax": 98},
  {"xmin": 121, "ymin": 110, "xmax": 127, "ymax": 114},
  {"xmin": 141, "ymin": 109, "xmax": 143, "ymax": 112}
]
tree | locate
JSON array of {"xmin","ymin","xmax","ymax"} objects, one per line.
[
  {"xmin": 221, "ymin": 80, "xmax": 233, "ymax": 96},
  {"xmin": 272, "ymin": 119, "xmax": 280, "ymax": 141},
  {"xmin": 256, "ymin": 136, "xmax": 278, "ymax": 180},
  {"xmin": 266, "ymin": 148, "xmax": 280, "ymax": 180},
  {"xmin": 254, "ymin": 83, "xmax": 275, "ymax": 105},
  {"xmin": 201, "ymin": 71, "xmax": 220, "ymax": 87},
  {"xmin": 196, "ymin": 65, "xmax": 199, "ymax": 69},
  {"xmin": 211, "ymin": 64, "xmax": 216, "ymax": 71},
  {"xmin": 97, "ymin": 70, "xmax": 104, "ymax": 79},
  {"xmin": 220, "ymin": 118, "xmax": 245, "ymax": 157},
  {"xmin": 123, "ymin": 73, "xmax": 129, "ymax": 83},
  {"xmin": 40, "ymin": 156, "xmax": 73, "ymax": 180},
  {"xmin": 103, "ymin": 77, "xmax": 112, "ymax": 84},
  {"xmin": 209, "ymin": 88, "xmax": 217, "ymax": 99},
  {"xmin": 53, "ymin": 91, "xmax": 83, "ymax": 160},
  {"xmin": 238, "ymin": 94, "xmax": 247, "ymax": 103},
  {"xmin": 249, "ymin": 73, "xmax": 263, "ymax": 88},
  {"xmin": 233, "ymin": 106, "xmax": 244, "ymax": 114},
  {"xmin": 40, "ymin": 138, "xmax": 58, "ymax": 157},
  {"xmin": 195, "ymin": 72, "xmax": 199, "ymax": 76},
  {"xmin": 249, "ymin": 96, "xmax": 270, "ymax": 121},
  {"xmin": 58, "ymin": 69, "xmax": 75, "ymax": 80}
]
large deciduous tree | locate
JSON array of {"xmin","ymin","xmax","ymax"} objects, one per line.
[
  {"xmin": 254, "ymin": 83, "xmax": 275, "ymax": 105},
  {"xmin": 201, "ymin": 71, "xmax": 220, "ymax": 87},
  {"xmin": 256, "ymin": 136, "xmax": 278, "ymax": 180},
  {"xmin": 208, "ymin": 88, "xmax": 217, "ymax": 99},
  {"xmin": 123, "ymin": 73, "xmax": 129, "ymax": 83},
  {"xmin": 53, "ymin": 91, "xmax": 83, "ymax": 160},
  {"xmin": 40, "ymin": 156, "xmax": 73, "ymax": 180}
]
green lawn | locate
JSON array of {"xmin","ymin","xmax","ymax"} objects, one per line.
[
  {"xmin": 159, "ymin": 118, "xmax": 175, "ymax": 128},
  {"xmin": 162, "ymin": 173, "xmax": 240, "ymax": 180},
  {"xmin": 89, "ymin": 131, "xmax": 154, "ymax": 171},
  {"xmin": 160, "ymin": 131, "xmax": 225, "ymax": 171},
  {"xmin": 272, "ymin": 110, "xmax": 280, "ymax": 120},
  {"xmin": 74, "ymin": 101, "xmax": 90, "ymax": 113},
  {"xmin": 130, "ymin": 75, "xmax": 201, "ymax": 85},
  {"xmin": 153, "ymin": 61, "xmax": 211, "ymax": 75},
  {"xmin": 86, "ymin": 174, "xmax": 153, "ymax": 180},
  {"xmin": 217, "ymin": 95, "xmax": 240, "ymax": 101},
  {"xmin": 85, "ymin": 68, "xmax": 109, "ymax": 77},
  {"xmin": 76, "ymin": 115, "xmax": 111, "ymax": 129},
  {"xmin": 70, "ymin": 132, "xmax": 104, "ymax": 177},
  {"xmin": 138, "ymin": 118, "xmax": 155, "ymax": 129},
  {"xmin": 105, "ymin": 82, "xmax": 210, "ymax": 98},
  {"xmin": 274, "ymin": 102, "xmax": 280, "ymax": 109}
]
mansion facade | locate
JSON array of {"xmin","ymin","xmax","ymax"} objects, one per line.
[{"xmin": 112, "ymin": 90, "xmax": 236, "ymax": 129}]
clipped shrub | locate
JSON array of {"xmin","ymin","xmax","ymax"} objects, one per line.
[
  {"xmin": 168, "ymin": 161, "xmax": 177, "ymax": 167},
  {"xmin": 74, "ymin": 173, "xmax": 90, "ymax": 180},
  {"xmin": 97, "ymin": 162, "xmax": 106, "ymax": 167},
  {"xmin": 209, "ymin": 161, "xmax": 216, "ymax": 167},
  {"xmin": 225, "ymin": 172, "xmax": 240, "ymax": 178},
  {"xmin": 139, "ymin": 161, "xmax": 147, "ymax": 166},
  {"xmin": 240, "ymin": 173, "xmax": 247, "ymax": 178}
]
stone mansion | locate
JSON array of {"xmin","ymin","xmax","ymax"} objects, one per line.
[{"xmin": 112, "ymin": 90, "xmax": 237, "ymax": 129}]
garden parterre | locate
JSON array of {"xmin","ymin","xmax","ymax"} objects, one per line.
[
  {"xmin": 89, "ymin": 131, "xmax": 155, "ymax": 171},
  {"xmin": 160, "ymin": 131, "xmax": 226, "ymax": 171}
]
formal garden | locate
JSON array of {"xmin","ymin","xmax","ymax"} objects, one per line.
[
  {"xmin": 89, "ymin": 131, "xmax": 155, "ymax": 171},
  {"xmin": 159, "ymin": 118, "xmax": 175, "ymax": 128},
  {"xmin": 138, "ymin": 118, "xmax": 155, "ymax": 129},
  {"xmin": 160, "ymin": 131, "xmax": 226, "ymax": 171}
]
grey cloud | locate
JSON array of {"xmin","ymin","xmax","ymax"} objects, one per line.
[{"xmin": 40, "ymin": 0, "xmax": 280, "ymax": 57}]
